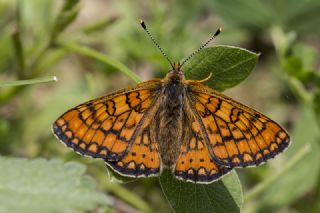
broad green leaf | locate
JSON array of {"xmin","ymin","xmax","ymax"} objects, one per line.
[
  {"xmin": 183, "ymin": 46, "xmax": 259, "ymax": 91},
  {"xmin": 0, "ymin": 157, "xmax": 110, "ymax": 213},
  {"xmin": 160, "ymin": 170, "xmax": 243, "ymax": 213}
]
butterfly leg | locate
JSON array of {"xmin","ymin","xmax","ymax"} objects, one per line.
[{"xmin": 185, "ymin": 72, "xmax": 213, "ymax": 84}]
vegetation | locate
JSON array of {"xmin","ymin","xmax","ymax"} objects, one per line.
[{"xmin": 1, "ymin": 0, "xmax": 320, "ymax": 212}]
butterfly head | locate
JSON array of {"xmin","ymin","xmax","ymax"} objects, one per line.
[
  {"xmin": 173, "ymin": 62, "xmax": 181, "ymax": 71},
  {"xmin": 164, "ymin": 62, "xmax": 185, "ymax": 83}
]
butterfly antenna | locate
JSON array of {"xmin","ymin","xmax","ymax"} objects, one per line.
[
  {"xmin": 180, "ymin": 27, "xmax": 222, "ymax": 67},
  {"xmin": 140, "ymin": 20, "xmax": 174, "ymax": 69}
]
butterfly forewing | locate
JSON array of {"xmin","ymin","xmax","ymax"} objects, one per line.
[
  {"xmin": 52, "ymin": 80, "xmax": 162, "ymax": 162},
  {"xmin": 187, "ymin": 82, "xmax": 290, "ymax": 168}
]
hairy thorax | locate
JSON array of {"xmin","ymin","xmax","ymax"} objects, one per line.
[{"xmin": 155, "ymin": 73, "xmax": 186, "ymax": 168}]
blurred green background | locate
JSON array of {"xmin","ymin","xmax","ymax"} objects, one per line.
[{"xmin": 1, "ymin": 0, "xmax": 320, "ymax": 212}]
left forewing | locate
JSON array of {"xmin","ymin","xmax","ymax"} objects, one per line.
[{"xmin": 52, "ymin": 80, "xmax": 162, "ymax": 161}]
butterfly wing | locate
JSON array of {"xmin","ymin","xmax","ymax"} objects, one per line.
[
  {"xmin": 52, "ymin": 80, "xmax": 162, "ymax": 162},
  {"xmin": 186, "ymin": 82, "xmax": 290, "ymax": 168},
  {"xmin": 174, "ymin": 110, "xmax": 231, "ymax": 183},
  {"xmin": 106, "ymin": 124, "xmax": 161, "ymax": 177}
]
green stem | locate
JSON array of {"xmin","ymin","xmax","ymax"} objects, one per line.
[
  {"xmin": 244, "ymin": 144, "xmax": 311, "ymax": 202},
  {"xmin": 312, "ymin": 170, "xmax": 320, "ymax": 213},
  {"xmin": 0, "ymin": 76, "xmax": 57, "ymax": 87},
  {"xmin": 58, "ymin": 41, "xmax": 141, "ymax": 83},
  {"xmin": 92, "ymin": 167, "xmax": 153, "ymax": 213},
  {"xmin": 287, "ymin": 76, "xmax": 313, "ymax": 104},
  {"xmin": 11, "ymin": 30, "xmax": 25, "ymax": 79},
  {"xmin": 81, "ymin": 16, "xmax": 118, "ymax": 34},
  {"xmin": 102, "ymin": 182, "xmax": 153, "ymax": 213}
]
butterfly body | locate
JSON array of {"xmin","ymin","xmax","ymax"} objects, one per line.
[
  {"xmin": 53, "ymin": 62, "xmax": 290, "ymax": 183},
  {"xmin": 157, "ymin": 69, "xmax": 186, "ymax": 167}
]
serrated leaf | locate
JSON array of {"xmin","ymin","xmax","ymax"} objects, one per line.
[
  {"xmin": 159, "ymin": 170, "xmax": 243, "ymax": 213},
  {"xmin": 0, "ymin": 157, "xmax": 110, "ymax": 213},
  {"xmin": 183, "ymin": 46, "xmax": 259, "ymax": 91}
]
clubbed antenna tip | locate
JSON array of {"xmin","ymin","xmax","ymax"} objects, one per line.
[
  {"xmin": 180, "ymin": 26, "xmax": 223, "ymax": 67},
  {"xmin": 139, "ymin": 19, "xmax": 174, "ymax": 69},
  {"xmin": 140, "ymin": 19, "xmax": 146, "ymax": 29},
  {"xmin": 214, "ymin": 27, "xmax": 223, "ymax": 36}
]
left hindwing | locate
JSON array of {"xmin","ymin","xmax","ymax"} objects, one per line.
[{"xmin": 186, "ymin": 83, "xmax": 290, "ymax": 168}]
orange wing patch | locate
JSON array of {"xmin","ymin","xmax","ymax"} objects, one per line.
[
  {"xmin": 189, "ymin": 84, "xmax": 290, "ymax": 168},
  {"xmin": 174, "ymin": 117, "xmax": 231, "ymax": 183},
  {"xmin": 52, "ymin": 81, "xmax": 161, "ymax": 161},
  {"xmin": 107, "ymin": 127, "xmax": 161, "ymax": 177}
]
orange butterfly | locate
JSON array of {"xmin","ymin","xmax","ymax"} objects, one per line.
[{"xmin": 52, "ymin": 21, "xmax": 290, "ymax": 183}]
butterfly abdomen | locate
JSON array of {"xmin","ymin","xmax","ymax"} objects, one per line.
[{"xmin": 157, "ymin": 75, "xmax": 186, "ymax": 167}]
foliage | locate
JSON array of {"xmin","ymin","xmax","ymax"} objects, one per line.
[
  {"xmin": 0, "ymin": 0, "xmax": 319, "ymax": 212},
  {"xmin": 160, "ymin": 170, "xmax": 242, "ymax": 213},
  {"xmin": 0, "ymin": 157, "xmax": 109, "ymax": 213},
  {"xmin": 183, "ymin": 45, "xmax": 258, "ymax": 91}
]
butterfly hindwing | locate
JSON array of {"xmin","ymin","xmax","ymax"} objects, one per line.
[
  {"xmin": 187, "ymin": 83, "xmax": 290, "ymax": 168},
  {"xmin": 52, "ymin": 80, "xmax": 161, "ymax": 161},
  {"xmin": 106, "ymin": 126, "xmax": 161, "ymax": 177},
  {"xmin": 174, "ymin": 111, "xmax": 231, "ymax": 183}
]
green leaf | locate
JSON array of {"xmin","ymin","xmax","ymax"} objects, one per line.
[
  {"xmin": 58, "ymin": 42, "xmax": 141, "ymax": 83},
  {"xmin": 0, "ymin": 157, "xmax": 110, "ymax": 213},
  {"xmin": 183, "ymin": 46, "xmax": 259, "ymax": 91},
  {"xmin": 81, "ymin": 16, "xmax": 118, "ymax": 34},
  {"xmin": 160, "ymin": 170, "xmax": 243, "ymax": 213},
  {"xmin": 0, "ymin": 76, "xmax": 57, "ymax": 87},
  {"xmin": 283, "ymin": 56, "xmax": 303, "ymax": 77},
  {"xmin": 51, "ymin": 0, "xmax": 80, "ymax": 43}
]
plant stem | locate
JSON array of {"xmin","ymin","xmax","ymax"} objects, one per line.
[
  {"xmin": 91, "ymin": 166, "xmax": 153, "ymax": 213},
  {"xmin": 102, "ymin": 182, "xmax": 153, "ymax": 213},
  {"xmin": 11, "ymin": 30, "xmax": 25, "ymax": 79},
  {"xmin": 58, "ymin": 41, "xmax": 142, "ymax": 84},
  {"xmin": 244, "ymin": 144, "xmax": 311, "ymax": 202},
  {"xmin": 0, "ymin": 76, "xmax": 57, "ymax": 87}
]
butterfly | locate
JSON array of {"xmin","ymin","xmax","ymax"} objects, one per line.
[{"xmin": 52, "ymin": 21, "xmax": 290, "ymax": 184}]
